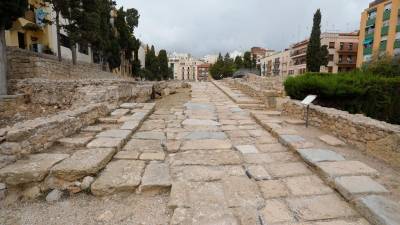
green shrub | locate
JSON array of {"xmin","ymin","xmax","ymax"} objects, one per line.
[
  {"xmin": 362, "ymin": 55, "xmax": 400, "ymax": 77},
  {"xmin": 284, "ymin": 72, "xmax": 400, "ymax": 124}
]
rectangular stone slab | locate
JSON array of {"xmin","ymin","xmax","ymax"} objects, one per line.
[
  {"xmin": 0, "ymin": 153, "xmax": 69, "ymax": 185},
  {"xmin": 297, "ymin": 148, "xmax": 345, "ymax": 165},
  {"xmin": 91, "ymin": 160, "xmax": 145, "ymax": 196},
  {"xmin": 51, "ymin": 148, "xmax": 116, "ymax": 181},
  {"xmin": 317, "ymin": 161, "xmax": 379, "ymax": 180},
  {"xmin": 169, "ymin": 150, "xmax": 242, "ymax": 166},
  {"xmin": 96, "ymin": 129, "xmax": 132, "ymax": 140},
  {"xmin": 334, "ymin": 176, "xmax": 389, "ymax": 200},
  {"xmin": 180, "ymin": 139, "xmax": 232, "ymax": 150},
  {"xmin": 139, "ymin": 162, "xmax": 171, "ymax": 192},
  {"xmin": 86, "ymin": 137, "xmax": 125, "ymax": 150},
  {"xmin": 355, "ymin": 195, "xmax": 400, "ymax": 225}
]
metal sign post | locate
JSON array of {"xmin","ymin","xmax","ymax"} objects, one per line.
[{"xmin": 301, "ymin": 95, "xmax": 317, "ymax": 128}]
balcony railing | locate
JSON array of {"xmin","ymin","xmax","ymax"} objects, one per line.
[
  {"xmin": 382, "ymin": 10, "xmax": 391, "ymax": 21},
  {"xmin": 381, "ymin": 26, "xmax": 389, "ymax": 36},
  {"xmin": 364, "ymin": 47, "xmax": 373, "ymax": 55},
  {"xmin": 365, "ymin": 32, "xmax": 374, "ymax": 40},
  {"xmin": 338, "ymin": 60, "xmax": 355, "ymax": 65}
]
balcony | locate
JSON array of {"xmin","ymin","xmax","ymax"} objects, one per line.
[
  {"xmin": 364, "ymin": 47, "xmax": 373, "ymax": 55},
  {"xmin": 365, "ymin": 32, "xmax": 374, "ymax": 40},
  {"xmin": 382, "ymin": 10, "xmax": 391, "ymax": 21},
  {"xmin": 366, "ymin": 17, "xmax": 376, "ymax": 27},
  {"xmin": 337, "ymin": 60, "xmax": 355, "ymax": 65},
  {"xmin": 381, "ymin": 26, "xmax": 389, "ymax": 36}
]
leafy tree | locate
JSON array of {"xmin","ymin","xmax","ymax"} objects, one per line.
[
  {"xmin": 0, "ymin": 0, "xmax": 28, "ymax": 95},
  {"xmin": 158, "ymin": 49, "xmax": 169, "ymax": 80},
  {"xmin": 306, "ymin": 9, "xmax": 328, "ymax": 72},
  {"xmin": 234, "ymin": 56, "xmax": 243, "ymax": 69},
  {"xmin": 222, "ymin": 53, "xmax": 235, "ymax": 77},
  {"xmin": 144, "ymin": 45, "xmax": 159, "ymax": 80},
  {"xmin": 243, "ymin": 52, "xmax": 253, "ymax": 69}
]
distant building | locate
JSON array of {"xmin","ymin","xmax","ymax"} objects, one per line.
[
  {"xmin": 251, "ymin": 47, "xmax": 275, "ymax": 68},
  {"xmin": 357, "ymin": 0, "xmax": 400, "ymax": 67},
  {"xmin": 169, "ymin": 53, "xmax": 199, "ymax": 81},
  {"xmin": 288, "ymin": 32, "xmax": 359, "ymax": 75},
  {"xmin": 260, "ymin": 49, "xmax": 291, "ymax": 77},
  {"xmin": 197, "ymin": 64, "xmax": 211, "ymax": 81},
  {"xmin": 203, "ymin": 54, "xmax": 219, "ymax": 64}
]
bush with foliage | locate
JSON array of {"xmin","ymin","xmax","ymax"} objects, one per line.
[
  {"xmin": 362, "ymin": 55, "xmax": 400, "ymax": 77},
  {"xmin": 284, "ymin": 71, "xmax": 400, "ymax": 124}
]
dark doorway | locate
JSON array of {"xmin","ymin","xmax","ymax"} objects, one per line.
[{"xmin": 18, "ymin": 32, "xmax": 26, "ymax": 49}]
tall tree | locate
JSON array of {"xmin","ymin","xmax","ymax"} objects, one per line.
[
  {"xmin": 0, "ymin": 0, "xmax": 28, "ymax": 95},
  {"xmin": 222, "ymin": 53, "xmax": 235, "ymax": 78},
  {"xmin": 158, "ymin": 49, "xmax": 169, "ymax": 80},
  {"xmin": 234, "ymin": 55, "xmax": 243, "ymax": 69},
  {"xmin": 243, "ymin": 52, "xmax": 252, "ymax": 69},
  {"xmin": 306, "ymin": 9, "xmax": 328, "ymax": 72}
]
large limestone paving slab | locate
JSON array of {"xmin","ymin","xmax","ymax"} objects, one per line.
[
  {"xmin": 334, "ymin": 176, "xmax": 389, "ymax": 200},
  {"xmin": 123, "ymin": 139, "xmax": 163, "ymax": 153},
  {"xmin": 182, "ymin": 119, "xmax": 220, "ymax": 126},
  {"xmin": 183, "ymin": 131, "xmax": 227, "ymax": 140},
  {"xmin": 169, "ymin": 150, "xmax": 242, "ymax": 166},
  {"xmin": 316, "ymin": 161, "xmax": 379, "ymax": 180},
  {"xmin": 120, "ymin": 120, "xmax": 140, "ymax": 130},
  {"xmin": 261, "ymin": 199, "xmax": 294, "ymax": 224},
  {"xmin": 284, "ymin": 175, "xmax": 333, "ymax": 196},
  {"xmin": 139, "ymin": 162, "xmax": 171, "ymax": 192},
  {"xmin": 355, "ymin": 195, "xmax": 400, "ymax": 225},
  {"xmin": 258, "ymin": 180, "xmax": 289, "ymax": 199},
  {"xmin": 171, "ymin": 165, "xmax": 245, "ymax": 182},
  {"xmin": 319, "ymin": 135, "xmax": 346, "ymax": 146},
  {"xmin": 180, "ymin": 139, "xmax": 232, "ymax": 151},
  {"xmin": 50, "ymin": 148, "xmax": 116, "ymax": 181},
  {"xmin": 57, "ymin": 136, "xmax": 94, "ymax": 148},
  {"xmin": 287, "ymin": 194, "xmax": 358, "ymax": 221},
  {"xmin": 96, "ymin": 129, "xmax": 132, "ymax": 140},
  {"xmin": 297, "ymin": 148, "xmax": 345, "ymax": 165},
  {"xmin": 222, "ymin": 176, "xmax": 264, "ymax": 208},
  {"xmin": 265, "ymin": 162, "xmax": 312, "ymax": 178},
  {"xmin": 91, "ymin": 160, "xmax": 145, "ymax": 196},
  {"xmin": 140, "ymin": 120, "xmax": 166, "ymax": 131},
  {"xmin": 0, "ymin": 153, "xmax": 69, "ymax": 185},
  {"xmin": 86, "ymin": 137, "xmax": 125, "ymax": 150},
  {"xmin": 133, "ymin": 131, "xmax": 166, "ymax": 141}
]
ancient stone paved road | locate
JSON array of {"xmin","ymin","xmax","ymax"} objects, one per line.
[
  {"xmin": 0, "ymin": 82, "xmax": 374, "ymax": 225},
  {"xmin": 165, "ymin": 82, "xmax": 368, "ymax": 224}
]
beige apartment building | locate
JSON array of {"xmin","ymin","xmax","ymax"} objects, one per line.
[
  {"xmin": 260, "ymin": 50, "xmax": 291, "ymax": 77},
  {"xmin": 288, "ymin": 32, "xmax": 359, "ymax": 75},
  {"xmin": 357, "ymin": 0, "xmax": 400, "ymax": 67},
  {"xmin": 168, "ymin": 53, "xmax": 200, "ymax": 81}
]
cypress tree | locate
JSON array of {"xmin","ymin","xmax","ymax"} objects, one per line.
[
  {"xmin": 306, "ymin": 9, "xmax": 328, "ymax": 72},
  {"xmin": 158, "ymin": 50, "xmax": 169, "ymax": 80}
]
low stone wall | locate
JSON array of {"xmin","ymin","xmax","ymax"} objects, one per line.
[
  {"xmin": 8, "ymin": 79, "xmax": 154, "ymax": 108},
  {"xmin": 0, "ymin": 103, "xmax": 111, "ymax": 168},
  {"xmin": 282, "ymin": 100, "xmax": 400, "ymax": 167},
  {"xmin": 7, "ymin": 47, "xmax": 118, "ymax": 80}
]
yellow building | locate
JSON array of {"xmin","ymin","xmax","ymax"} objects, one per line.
[
  {"xmin": 5, "ymin": 0, "xmax": 54, "ymax": 54},
  {"xmin": 357, "ymin": 0, "xmax": 400, "ymax": 67}
]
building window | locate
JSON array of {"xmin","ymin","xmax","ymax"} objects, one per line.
[
  {"xmin": 339, "ymin": 55, "xmax": 343, "ymax": 63},
  {"xmin": 328, "ymin": 66, "xmax": 333, "ymax": 73},
  {"xmin": 340, "ymin": 42, "xmax": 344, "ymax": 50},
  {"xmin": 78, "ymin": 42, "xmax": 89, "ymax": 55},
  {"xmin": 349, "ymin": 43, "xmax": 353, "ymax": 50},
  {"xmin": 329, "ymin": 42, "xmax": 335, "ymax": 49},
  {"xmin": 18, "ymin": 32, "xmax": 26, "ymax": 49},
  {"xmin": 328, "ymin": 54, "xmax": 334, "ymax": 61}
]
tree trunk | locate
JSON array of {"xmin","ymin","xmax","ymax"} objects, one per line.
[
  {"xmin": 0, "ymin": 23, "xmax": 8, "ymax": 95},
  {"xmin": 71, "ymin": 43, "xmax": 77, "ymax": 65},
  {"xmin": 56, "ymin": 10, "xmax": 62, "ymax": 62}
]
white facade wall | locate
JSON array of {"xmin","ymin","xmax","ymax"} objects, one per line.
[{"xmin": 169, "ymin": 53, "xmax": 200, "ymax": 81}]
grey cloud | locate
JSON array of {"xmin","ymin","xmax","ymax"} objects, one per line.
[{"xmin": 118, "ymin": 0, "xmax": 367, "ymax": 57}]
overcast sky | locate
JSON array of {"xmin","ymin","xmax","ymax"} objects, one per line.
[{"xmin": 118, "ymin": 0, "xmax": 367, "ymax": 57}]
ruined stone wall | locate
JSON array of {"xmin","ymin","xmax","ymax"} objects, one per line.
[
  {"xmin": 8, "ymin": 79, "xmax": 154, "ymax": 108},
  {"xmin": 0, "ymin": 103, "xmax": 111, "ymax": 168},
  {"xmin": 7, "ymin": 47, "xmax": 118, "ymax": 80},
  {"xmin": 282, "ymin": 100, "xmax": 400, "ymax": 167}
]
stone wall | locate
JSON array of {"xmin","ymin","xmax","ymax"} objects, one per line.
[
  {"xmin": 8, "ymin": 79, "xmax": 154, "ymax": 108},
  {"xmin": 0, "ymin": 103, "xmax": 111, "ymax": 168},
  {"xmin": 7, "ymin": 47, "xmax": 118, "ymax": 80},
  {"xmin": 282, "ymin": 100, "xmax": 400, "ymax": 167}
]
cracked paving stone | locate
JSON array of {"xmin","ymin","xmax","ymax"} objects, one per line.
[
  {"xmin": 222, "ymin": 176, "xmax": 264, "ymax": 208},
  {"xmin": 180, "ymin": 139, "xmax": 232, "ymax": 150}
]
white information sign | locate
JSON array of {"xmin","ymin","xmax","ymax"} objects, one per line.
[{"xmin": 301, "ymin": 95, "xmax": 317, "ymax": 105}]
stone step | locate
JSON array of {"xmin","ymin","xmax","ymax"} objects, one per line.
[
  {"xmin": 355, "ymin": 195, "xmax": 400, "ymax": 225},
  {"xmin": 316, "ymin": 161, "xmax": 379, "ymax": 181},
  {"xmin": 91, "ymin": 160, "xmax": 145, "ymax": 196},
  {"xmin": 0, "ymin": 153, "xmax": 69, "ymax": 185},
  {"xmin": 50, "ymin": 148, "xmax": 116, "ymax": 181}
]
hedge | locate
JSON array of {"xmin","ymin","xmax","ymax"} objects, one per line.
[{"xmin": 284, "ymin": 72, "xmax": 400, "ymax": 125}]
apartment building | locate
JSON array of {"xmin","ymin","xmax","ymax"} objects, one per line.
[
  {"xmin": 357, "ymin": 0, "xmax": 400, "ymax": 66},
  {"xmin": 197, "ymin": 64, "xmax": 211, "ymax": 81},
  {"xmin": 260, "ymin": 50, "xmax": 291, "ymax": 77},
  {"xmin": 5, "ymin": 0, "xmax": 94, "ymax": 63},
  {"xmin": 251, "ymin": 47, "xmax": 275, "ymax": 68},
  {"xmin": 168, "ymin": 53, "xmax": 199, "ymax": 81},
  {"xmin": 288, "ymin": 32, "xmax": 359, "ymax": 75}
]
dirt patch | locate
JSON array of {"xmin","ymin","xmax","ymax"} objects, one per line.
[{"xmin": 154, "ymin": 88, "xmax": 191, "ymax": 110}]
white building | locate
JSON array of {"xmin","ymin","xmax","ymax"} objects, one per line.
[
  {"xmin": 260, "ymin": 49, "xmax": 291, "ymax": 77},
  {"xmin": 203, "ymin": 54, "xmax": 219, "ymax": 64},
  {"xmin": 169, "ymin": 53, "xmax": 201, "ymax": 81}
]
